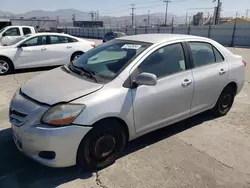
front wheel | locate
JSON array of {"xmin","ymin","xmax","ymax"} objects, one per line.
[
  {"xmin": 71, "ymin": 52, "xmax": 83, "ymax": 62},
  {"xmin": 211, "ymin": 86, "xmax": 235, "ymax": 117},
  {"xmin": 77, "ymin": 119, "xmax": 126, "ymax": 170}
]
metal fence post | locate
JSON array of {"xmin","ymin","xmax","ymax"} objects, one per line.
[
  {"xmin": 208, "ymin": 22, "xmax": 211, "ymax": 38},
  {"xmin": 145, "ymin": 26, "xmax": 147, "ymax": 34},
  {"xmin": 97, "ymin": 28, "xmax": 100, "ymax": 39},
  {"xmin": 188, "ymin": 25, "xmax": 190, "ymax": 35},
  {"xmin": 135, "ymin": 27, "xmax": 137, "ymax": 35},
  {"xmin": 125, "ymin": 27, "xmax": 128, "ymax": 34},
  {"xmin": 171, "ymin": 17, "xmax": 174, "ymax": 34},
  {"xmin": 79, "ymin": 27, "xmax": 80, "ymax": 37},
  {"xmin": 231, "ymin": 13, "xmax": 238, "ymax": 47},
  {"xmin": 88, "ymin": 27, "xmax": 90, "ymax": 38},
  {"xmin": 92, "ymin": 27, "xmax": 94, "ymax": 38}
]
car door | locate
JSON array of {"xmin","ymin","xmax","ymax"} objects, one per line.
[
  {"xmin": 44, "ymin": 35, "xmax": 74, "ymax": 65},
  {"xmin": 14, "ymin": 36, "xmax": 51, "ymax": 69},
  {"xmin": 131, "ymin": 42, "xmax": 194, "ymax": 134},
  {"xmin": 2, "ymin": 27, "xmax": 21, "ymax": 40},
  {"xmin": 187, "ymin": 41, "xmax": 229, "ymax": 113}
]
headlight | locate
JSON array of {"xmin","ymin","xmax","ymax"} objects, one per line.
[{"xmin": 42, "ymin": 104, "xmax": 86, "ymax": 126}]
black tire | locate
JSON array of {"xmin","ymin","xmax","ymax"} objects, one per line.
[
  {"xmin": 211, "ymin": 86, "xmax": 235, "ymax": 117},
  {"xmin": 77, "ymin": 119, "xmax": 126, "ymax": 170},
  {"xmin": 71, "ymin": 52, "xmax": 83, "ymax": 62},
  {"xmin": 0, "ymin": 57, "xmax": 14, "ymax": 76}
]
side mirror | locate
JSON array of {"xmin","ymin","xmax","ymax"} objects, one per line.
[
  {"xmin": 135, "ymin": 73, "xmax": 157, "ymax": 86},
  {"xmin": 2, "ymin": 33, "xmax": 6, "ymax": 37},
  {"xmin": 18, "ymin": 43, "xmax": 27, "ymax": 48}
]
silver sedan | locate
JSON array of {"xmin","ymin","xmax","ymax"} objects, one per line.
[{"xmin": 9, "ymin": 34, "xmax": 246, "ymax": 169}]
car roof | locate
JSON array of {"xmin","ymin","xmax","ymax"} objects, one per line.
[
  {"xmin": 30, "ymin": 32, "xmax": 72, "ymax": 37},
  {"xmin": 117, "ymin": 34, "xmax": 207, "ymax": 44}
]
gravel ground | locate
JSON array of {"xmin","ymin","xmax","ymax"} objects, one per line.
[{"xmin": 0, "ymin": 40, "xmax": 249, "ymax": 188}]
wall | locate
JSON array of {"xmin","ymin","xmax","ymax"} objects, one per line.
[{"xmin": 63, "ymin": 23, "xmax": 250, "ymax": 47}]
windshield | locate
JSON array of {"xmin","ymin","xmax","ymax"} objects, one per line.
[
  {"xmin": 8, "ymin": 35, "xmax": 31, "ymax": 46},
  {"xmin": 71, "ymin": 40, "xmax": 151, "ymax": 81}
]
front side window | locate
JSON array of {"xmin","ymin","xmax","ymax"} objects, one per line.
[
  {"xmin": 4, "ymin": 28, "xmax": 21, "ymax": 36},
  {"xmin": 71, "ymin": 40, "xmax": 151, "ymax": 80},
  {"xmin": 138, "ymin": 43, "xmax": 186, "ymax": 79},
  {"xmin": 189, "ymin": 42, "xmax": 224, "ymax": 67},
  {"xmin": 22, "ymin": 36, "xmax": 47, "ymax": 47}
]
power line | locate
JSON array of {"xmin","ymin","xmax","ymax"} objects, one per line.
[
  {"xmin": 246, "ymin": 9, "xmax": 249, "ymax": 18},
  {"xmin": 164, "ymin": 0, "xmax": 171, "ymax": 26}
]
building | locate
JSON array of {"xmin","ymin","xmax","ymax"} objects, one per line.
[
  {"xmin": 73, "ymin": 21, "xmax": 104, "ymax": 28},
  {"xmin": 0, "ymin": 17, "xmax": 59, "ymax": 31},
  {"xmin": 11, "ymin": 18, "xmax": 59, "ymax": 30},
  {"xmin": 223, "ymin": 18, "xmax": 250, "ymax": 24},
  {"xmin": 0, "ymin": 18, "xmax": 11, "ymax": 29}
]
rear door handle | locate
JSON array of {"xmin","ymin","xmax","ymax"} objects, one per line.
[
  {"xmin": 182, "ymin": 79, "xmax": 192, "ymax": 87},
  {"xmin": 41, "ymin": 48, "xmax": 47, "ymax": 51},
  {"xmin": 67, "ymin": 46, "xmax": 72, "ymax": 49},
  {"xmin": 219, "ymin": 69, "xmax": 227, "ymax": 75}
]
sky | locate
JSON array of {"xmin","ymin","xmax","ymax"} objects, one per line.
[{"xmin": 0, "ymin": 0, "xmax": 249, "ymax": 17}]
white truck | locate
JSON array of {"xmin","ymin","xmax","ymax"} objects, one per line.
[{"xmin": 0, "ymin": 26, "xmax": 36, "ymax": 46}]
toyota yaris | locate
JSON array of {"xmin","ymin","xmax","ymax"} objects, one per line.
[{"xmin": 9, "ymin": 34, "xmax": 246, "ymax": 169}]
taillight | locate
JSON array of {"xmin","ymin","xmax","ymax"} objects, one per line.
[
  {"xmin": 242, "ymin": 60, "xmax": 246, "ymax": 67},
  {"xmin": 91, "ymin": 44, "xmax": 96, "ymax": 48}
]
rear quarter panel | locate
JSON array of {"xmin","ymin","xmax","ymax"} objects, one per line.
[{"xmin": 227, "ymin": 54, "xmax": 245, "ymax": 94}]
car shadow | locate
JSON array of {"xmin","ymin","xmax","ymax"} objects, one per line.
[
  {"xmin": 0, "ymin": 112, "xmax": 215, "ymax": 188},
  {"xmin": 10, "ymin": 66, "xmax": 60, "ymax": 75}
]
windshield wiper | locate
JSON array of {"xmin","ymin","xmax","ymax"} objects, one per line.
[{"xmin": 68, "ymin": 62, "xmax": 98, "ymax": 82}]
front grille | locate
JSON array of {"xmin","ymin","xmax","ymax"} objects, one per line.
[{"xmin": 9, "ymin": 108, "xmax": 28, "ymax": 127}]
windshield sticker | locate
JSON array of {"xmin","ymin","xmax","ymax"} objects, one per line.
[{"xmin": 122, "ymin": 44, "xmax": 142, "ymax": 50}]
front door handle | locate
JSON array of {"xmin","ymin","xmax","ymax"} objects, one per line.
[
  {"xmin": 219, "ymin": 69, "xmax": 227, "ymax": 75},
  {"xmin": 41, "ymin": 48, "xmax": 47, "ymax": 51},
  {"xmin": 67, "ymin": 46, "xmax": 72, "ymax": 49},
  {"xmin": 182, "ymin": 79, "xmax": 192, "ymax": 87}
]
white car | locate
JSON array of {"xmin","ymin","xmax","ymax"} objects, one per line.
[{"xmin": 0, "ymin": 33, "xmax": 96, "ymax": 75}]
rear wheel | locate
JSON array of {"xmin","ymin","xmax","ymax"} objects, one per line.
[
  {"xmin": 71, "ymin": 52, "xmax": 83, "ymax": 62},
  {"xmin": 77, "ymin": 119, "xmax": 126, "ymax": 170},
  {"xmin": 211, "ymin": 86, "xmax": 235, "ymax": 117},
  {"xmin": 0, "ymin": 58, "xmax": 14, "ymax": 75}
]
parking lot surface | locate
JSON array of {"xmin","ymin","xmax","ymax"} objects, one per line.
[{"xmin": 0, "ymin": 39, "xmax": 250, "ymax": 188}]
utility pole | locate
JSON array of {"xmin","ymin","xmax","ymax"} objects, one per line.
[
  {"xmin": 131, "ymin": 4, "xmax": 136, "ymax": 28},
  {"xmin": 72, "ymin": 14, "xmax": 76, "ymax": 22},
  {"xmin": 246, "ymin": 9, "xmax": 249, "ymax": 18},
  {"xmin": 96, "ymin": 9, "xmax": 99, "ymax": 21},
  {"xmin": 148, "ymin": 10, "xmax": 150, "ymax": 27},
  {"xmin": 164, "ymin": 0, "xmax": 171, "ymax": 26},
  {"xmin": 56, "ymin": 16, "xmax": 60, "ymax": 27},
  {"xmin": 213, "ymin": 0, "xmax": 221, "ymax": 25}
]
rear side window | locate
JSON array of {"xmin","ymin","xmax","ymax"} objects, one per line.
[
  {"xmin": 189, "ymin": 42, "xmax": 224, "ymax": 67},
  {"xmin": 68, "ymin": 37, "xmax": 78, "ymax": 42},
  {"xmin": 213, "ymin": 47, "xmax": 224, "ymax": 62},
  {"xmin": 23, "ymin": 28, "xmax": 31, "ymax": 35}
]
